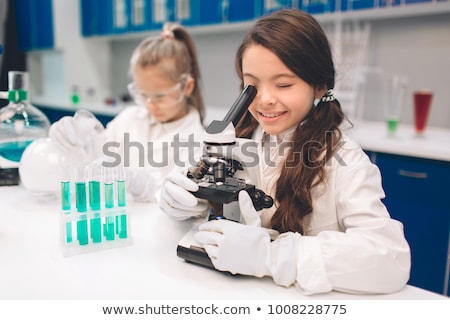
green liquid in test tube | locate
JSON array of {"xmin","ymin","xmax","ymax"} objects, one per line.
[
  {"xmin": 103, "ymin": 166, "xmax": 115, "ymax": 241},
  {"xmin": 61, "ymin": 180, "xmax": 72, "ymax": 243},
  {"xmin": 75, "ymin": 167, "xmax": 89, "ymax": 245},
  {"xmin": 116, "ymin": 166, "xmax": 127, "ymax": 239},
  {"xmin": 89, "ymin": 164, "xmax": 102, "ymax": 243}
]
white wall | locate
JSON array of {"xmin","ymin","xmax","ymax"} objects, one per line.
[
  {"xmin": 108, "ymin": 12, "xmax": 450, "ymax": 128},
  {"xmin": 363, "ymin": 13, "xmax": 450, "ymax": 128}
]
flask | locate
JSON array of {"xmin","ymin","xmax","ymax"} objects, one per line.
[{"xmin": 0, "ymin": 71, "xmax": 50, "ymax": 167}]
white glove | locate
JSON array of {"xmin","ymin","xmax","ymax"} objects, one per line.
[
  {"xmin": 125, "ymin": 167, "xmax": 154, "ymax": 202},
  {"xmin": 195, "ymin": 190, "xmax": 297, "ymax": 287},
  {"xmin": 158, "ymin": 169, "xmax": 208, "ymax": 220},
  {"xmin": 49, "ymin": 109, "xmax": 105, "ymax": 164}
]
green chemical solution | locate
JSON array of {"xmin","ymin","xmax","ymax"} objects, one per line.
[
  {"xmin": 0, "ymin": 140, "xmax": 33, "ymax": 162},
  {"xmin": 75, "ymin": 182, "xmax": 87, "ymax": 212},
  {"xmin": 104, "ymin": 183, "xmax": 114, "ymax": 208},
  {"xmin": 75, "ymin": 182, "xmax": 88, "ymax": 245},
  {"xmin": 104, "ymin": 182, "xmax": 115, "ymax": 240},
  {"xmin": 61, "ymin": 181, "xmax": 71, "ymax": 211},
  {"xmin": 89, "ymin": 180, "xmax": 101, "ymax": 210},
  {"xmin": 117, "ymin": 180, "xmax": 126, "ymax": 207},
  {"xmin": 387, "ymin": 118, "xmax": 399, "ymax": 135},
  {"xmin": 89, "ymin": 180, "xmax": 102, "ymax": 243},
  {"xmin": 116, "ymin": 179, "xmax": 127, "ymax": 239},
  {"xmin": 61, "ymin": 180, "xmax": 72, "ymax": 243}
]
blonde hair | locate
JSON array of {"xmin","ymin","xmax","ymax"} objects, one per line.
[{"xmin": 129, "ymin": 22, "xmax": 205, "ymax": 122}]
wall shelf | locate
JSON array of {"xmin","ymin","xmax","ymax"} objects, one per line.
[{"xmin": 85, "ymin": 2, "xmax": 450, "ymax": 42}]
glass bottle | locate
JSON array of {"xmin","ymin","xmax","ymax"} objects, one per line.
[{"xmin": 0, "ymin": 71, "xmax": 50, "ymax": 165}]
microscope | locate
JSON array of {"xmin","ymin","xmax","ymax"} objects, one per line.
[
  {"xmin": 177, "ymin": 85, "xmax": 274, "ymax": 269},
  {"xmin": 186, "ymin": 84, "xmax": 273, "ymax": 222}
]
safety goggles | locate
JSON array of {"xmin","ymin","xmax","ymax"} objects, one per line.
[{"xmin": 127, "ymin": 78, "xmax": 188, "ymax": 108}]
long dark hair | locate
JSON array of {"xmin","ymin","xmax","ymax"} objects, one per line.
[{"xmin": 235, "ymin": 9, "xmax": 347, "ymax": 234}]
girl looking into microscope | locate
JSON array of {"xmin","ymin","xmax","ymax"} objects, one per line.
[{"xmin": 159, "ymin": 9, "xmax": 411, "ymax": 295}]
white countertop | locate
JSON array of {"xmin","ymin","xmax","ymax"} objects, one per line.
[
  {"xmin": 347, "ymin": 121, "xmax": 450, "ymax": 162},
  {"xmin": 0, "ymin": 185, "xmax": 447, "ymax": 300}
]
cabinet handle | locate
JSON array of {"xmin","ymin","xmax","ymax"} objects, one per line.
[{"xmin": 397, "ymin": 169, "xmax": 428, "ymax": 179}]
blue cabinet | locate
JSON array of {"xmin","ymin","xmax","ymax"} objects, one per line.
[
  {"xmin": 80, "ymin": 0, "xmax": 180, "ymax": 36},
  {"xmin": 367, "ymin": 151, "xmax": 450, "ymax": 296},
  {"xmin": 15, "ymin": 0, "xmax": 54, "ymax": 51},
  {"xmin": 81, "ymin": 0, "xmax": 132, "ymax": 36}
]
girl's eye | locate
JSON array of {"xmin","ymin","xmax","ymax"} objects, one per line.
[
  {"xmin": 277, "ymin": 83, "xmax": 293, "ymax": 88},
  {"xmin": 154, "ymin": 94, "xmax": 166, "ymax": 100}
]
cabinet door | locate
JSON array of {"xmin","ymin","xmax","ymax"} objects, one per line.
[
  {"xmin": 227, "ymin": 0, "xmax": 262, "ymax": 22},
  {"xmin": 128, "ymin": 0, "xmax": 152, "ymax": 31},
  {"xmin": 15, "ymin": 0, "xmax": 54, "ymax": 51},
  {"xmin": 80, "ymin": 0, "xmax": 129, "ymax": 36},
  {"xmin": 370, "ymin": 151, "xmax": 450, "ymax": 295},
  {"xmin": 176, "ymin": 0, "xmax": 224, "ymax": 26}
]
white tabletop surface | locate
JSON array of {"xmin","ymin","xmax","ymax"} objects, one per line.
[
  {"xmin": 347, "ymin": 121, "xmax": 450, "ymax": 162},
  {"xmin": 0, "ymin": 185, "xmax": 447, "ymax": 300}
]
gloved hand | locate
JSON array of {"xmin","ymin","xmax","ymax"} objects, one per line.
[
  {"xmin": 49, "ymin": 109, "xmax": 105, "ymax": 164},
  {"xmin": 158, "ymin": 168, "xmax": 209, "ymax": 220},
  {"xmin": 124, "ymin": 167, "xmax": 154, "ymax": 202},
  {"xmin": 195, "ymin": 191, "xmax": 297, "ymax": 287}
]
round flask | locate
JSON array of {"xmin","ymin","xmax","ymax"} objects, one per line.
[{"xmin": 0, "ymin": 71, "xmax": 50, "ymax": 165}]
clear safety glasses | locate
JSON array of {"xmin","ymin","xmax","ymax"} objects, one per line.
[{"xmin": 127, "ymin": 79, "xmax": 187, "ymax": 109}]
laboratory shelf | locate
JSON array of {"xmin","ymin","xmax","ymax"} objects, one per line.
[
  {"xmin": 315, "ymin": 1, "xmax": 450, "ymax": 23},
  {"xmin": 88, "ymin": 2, "xmax": 450, "ymax": 41}
]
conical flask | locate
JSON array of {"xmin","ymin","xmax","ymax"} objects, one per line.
[{"xmin": 0, "ymin": 71, "xmax": 50, "ymax": 165}]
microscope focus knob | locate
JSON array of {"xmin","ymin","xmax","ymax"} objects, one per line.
[{"xmin": 252, "ymin": 189, "xmax": 274, "ymax": 211}]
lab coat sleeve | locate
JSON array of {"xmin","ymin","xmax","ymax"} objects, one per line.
[{"xmin": 293, "ymin": 155, "xmax": 411, "ymax": 295}]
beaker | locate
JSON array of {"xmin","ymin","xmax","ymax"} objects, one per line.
[
  {"xmin": 0, "ymin": 71, "xmax": 50, "ymax": 166},
  {"xmin": 383, "ymin": 74, "xmax": 408, "ymax": 136}
]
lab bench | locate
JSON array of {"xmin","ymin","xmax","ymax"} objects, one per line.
[
  {"xmin": 349, "ymin": 121, "xmax": 450, "ymax": 296},
  {"xmin": 0, "ymin": 185, "xmax": 447, "ymax": 300}
]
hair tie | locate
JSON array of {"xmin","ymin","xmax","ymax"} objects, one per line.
[
  {"xmin": 321, "ymin": 89, "xmax": 336, "ymax": 103},
  {"xmin": 160, "ymin": 30, "xmax": 175, "ymax": 40}
]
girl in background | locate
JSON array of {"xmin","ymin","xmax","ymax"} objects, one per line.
[
  {"xmin": 50, "ymin": 22, "xmax": 205, "ymax": 202},
  {"xmin": 159, "ymin": 9, "xmax": 411, "ymax": 295}
]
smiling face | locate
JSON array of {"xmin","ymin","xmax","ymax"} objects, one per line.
[{"xmin": 242, "ymin": 44, "xmax": 323, "ymax": 135}]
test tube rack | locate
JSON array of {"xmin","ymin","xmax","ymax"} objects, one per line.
[{"xmin": 59, "ymin": 164, "xmax": 132, "ymax": 256}]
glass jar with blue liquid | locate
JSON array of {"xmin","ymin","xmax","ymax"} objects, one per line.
[{"xmin": 0, "ymin": 71, "xmax": 50, "ymax": 166}]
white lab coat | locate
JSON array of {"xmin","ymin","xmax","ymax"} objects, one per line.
[
  {"xmin": 252, "ymin": 126, "xmax": 411, "ymax": 295},
  {"xmin": 104, "ymin": 105, "xmax": 204, "ymax": 198}
]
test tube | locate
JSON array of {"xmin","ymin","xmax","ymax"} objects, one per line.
[
  {"xmin": 117, "ymin": 166, "xmax": 126, "ymax": 207},
  {"xmin": 60, "ymin": 166, "xmax": 72, "ymax": 243},
  {"xmin": 75, "ymin": 166, "xmax": 89, "ymax": 245},
  {"xmin": 88, "ymin": 164, "xmax": 102, "ymax": 243},
  {"xmin": 116, "ymin": 165, "xmax": 127, "ymax": 239},
  {"xmin": 103, "ymin": 166, "xmax": 115, "ymax": 240}
]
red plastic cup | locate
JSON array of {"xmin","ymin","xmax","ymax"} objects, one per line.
[{"xmin": 413, "ymin": 90, "xmax": 433, "ymax": 135}]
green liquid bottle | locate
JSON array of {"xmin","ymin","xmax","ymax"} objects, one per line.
[{"xmin": 387, "ymin": 118, "xmax": 399, "ymax": 135}]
